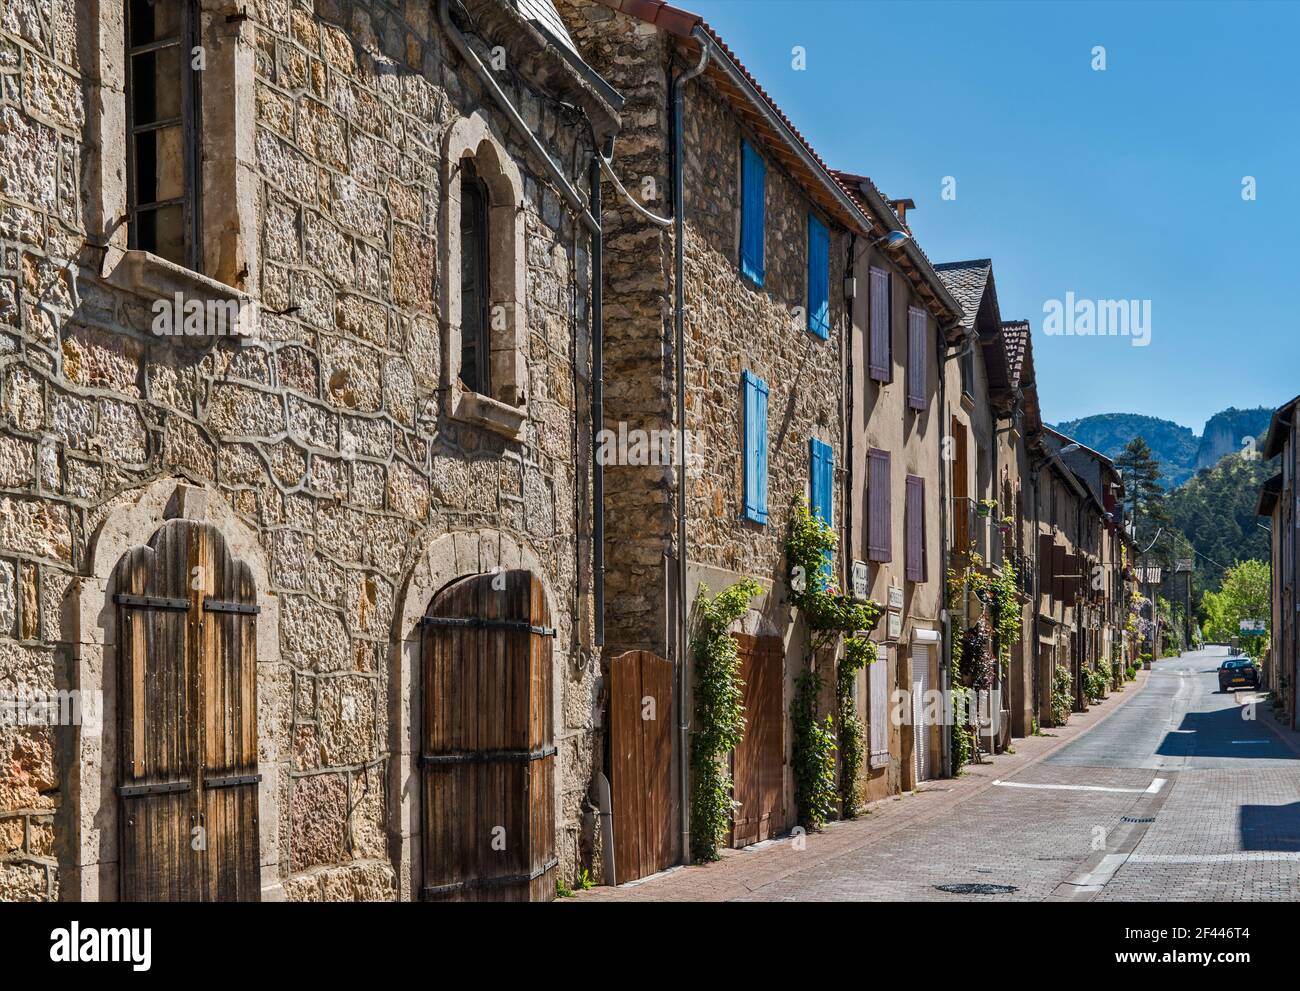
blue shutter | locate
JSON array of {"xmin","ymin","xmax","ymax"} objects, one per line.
[
  {"xmin": 810, "ymin": 438, "xmax": 834, "ymax": 583},
  {"xmin": 740, "ymin": 141, "xmax": 766, "ymax": 286},
  {"xmin": 742, "ymin": 371, "xmax": 769, "ymax": 524},
  {"xmin": 807, "ymin": 214, "xmax": 829, "ymax": 338}
]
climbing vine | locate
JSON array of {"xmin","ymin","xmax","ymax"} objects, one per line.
[
  {"xmin": 688, "ymin": 577, "xmax": 762, "ymax": 862},
  {"xmin": 1050, "ymin": 663, "xmax": 1073, "ymax": 726},
  {"xmin": 784, "ymin": 499, "xmax": 881, "ymax": 827}
]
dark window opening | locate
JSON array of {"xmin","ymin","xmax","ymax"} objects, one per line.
[
  {"xmin": 126, "ymin": 0, "xmax": 201, "ymax": 270},
  {"xmin": 459, "ymin": 158, "xmax": 492, "ymax": 395}
]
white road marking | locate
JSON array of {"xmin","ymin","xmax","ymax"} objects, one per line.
[
  {"xmin": 1231, "ymin": 740, "xmax": 1268, "ymax": 744},
  {"xmin": 1070, "ymin": 853, "xmax": 1130, "ymax": 887},
  {"xmin": 992, "ymin": 780, "xmax": 1161, "ymax": 795},
  {"xmin": 1129, "ymin": 853, "xmax": 1300, "ymax": 864},
  {"xmin": 1145, "ymin": 777, "xmax": 1168, "ymax": 794}
]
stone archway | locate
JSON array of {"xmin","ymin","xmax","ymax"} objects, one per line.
[
  {"xmin": 386, "ymin": 528, "xmax": 563, "ymax": 901},
  {"xmin": 63, "ymin": 479, "xmax": 286, "ymax": 901}
]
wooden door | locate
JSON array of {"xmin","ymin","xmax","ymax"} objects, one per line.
[
  {"xmin": 420, "ymin": 570, "xmax": 556, "ymax": 901},
  {"xmin": 731, "ymin": 633, "xmax": 784, "ymax": 848},
  {"xmin": 608, "ymin": 650, "xmax": 675, "ymax": 883},
  {"xmin": 115, "ymin": 519, "xmax": 260, "ymax": 902}
]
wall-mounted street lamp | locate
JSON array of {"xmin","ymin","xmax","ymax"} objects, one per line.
[{"xmin": 871, "ymin": 229, "xmax": 911, "ymax": 251}]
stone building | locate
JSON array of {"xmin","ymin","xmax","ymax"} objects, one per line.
[
  {"xmin": 1259, "ymin": 395, "xmax": 1298, "ymax": 727},
  {"xmin": 935, "ymin": 259, "xmax": 1021, "ymax": 751},
  {"xmin": 834, "ymin": 174, "xmax": 962, "ymax": 795},
  {"xmin": 0, "ymin": 0, "xmax": 622, "ymax": 901},
  {"xmin": 557, "ymin": 0, "xmax": 875, "ymax": 861}
]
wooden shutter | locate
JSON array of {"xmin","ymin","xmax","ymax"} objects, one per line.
[
  {"xmin": 867, "ymin": 448, "xmax": 891, "ymax": 563},
  {"xmin": 742, "ymin": 371, "xmax": 769, "ymax": 523},
  {"xmin": 868, "ymin": 265, "xmax": 891, "ymax": 382},
  {"xmin": 740, "ymin": 141, "xmax": 765, "ymax": 285},
  {"xmin": 609, "ymin": 651, "xmax": 676, "ymax": 882},
  {"xmin": 807, "ymin": 214, "xmax": 829, "ymax": 338},
  {"xmin": 907, "ymin": 306, "xmax": 927, "ymax": 410},
  {"xmin": 115, "ymin": 519, "xmax": 260, "ymax": 902},
  {"xmin": 731, "ymin": 634, "xmax": 785, "ymax": 847},
  {"xmin": 421, "ymin": 570, "xmax": 556, "ymax": 901},
  {"xmin": 868, "ymin": 648, "xmax": 889, "ymax": 768},
  {"xmin": 810, "ymin": 438, "xmax": 833, "ymax": 525},
  {"xmin": 905, "ymin": 474, "xmax": 926, "ymax": 582}
]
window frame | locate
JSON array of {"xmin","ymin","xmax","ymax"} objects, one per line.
[
  {"xmin": 124, "ymin": 0, "xmax": 203, "ymax": 272},
  {"xmin": 458, "ymin": 157, "xmax": 492, "ymax": 397}
]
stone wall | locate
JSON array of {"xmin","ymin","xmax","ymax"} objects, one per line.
[{"xmin": 0, "ymin": 0, "xmax": 609, "ymax": 900}]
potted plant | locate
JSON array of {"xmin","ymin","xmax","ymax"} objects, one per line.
[{"xmin": 977, "ymin": 499, "xmax": 998, "ymax": 518}]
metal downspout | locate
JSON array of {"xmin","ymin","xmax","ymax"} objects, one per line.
[
  {"xmin": 673, "ymin": 34, "xmax": 710, "ymax": 865},
  {"xmin": 937, "ymin": 324, "xmax": 963, "ymax": 776},
  {"xmin": 590, "ymin": 154, "xmax": 605, "ymax": 648}
]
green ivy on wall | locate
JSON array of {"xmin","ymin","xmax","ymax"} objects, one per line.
[
  {"xmin": 784, "ymin": 498, "xmax": 881, "ymax": 828},
  {"xmin": 688, "ymin": 577, "xmax": 761, "ymax": 862}
]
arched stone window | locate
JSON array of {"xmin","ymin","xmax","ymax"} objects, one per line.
[{"xmin": 441, "ymin": 113, "xmax": 527, "ymax": 440}]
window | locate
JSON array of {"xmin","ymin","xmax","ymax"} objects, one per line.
[
  {"xmin": 125, "ymin": 0, "xmax": 201, "ymax": 270},
  {"xmin": 807, "ymin": 214, "xmax": 829, "ymax": 338},
  {"xmin": 868, "ymin": 266, "xmax": 891, "ymax": 382},
  {"xmin": 741, "ymin": 371, "xmax": 769, "ymax": 524},
  {"xmin": 867, "ymin": 448, "xmax": 891, "ymax": 562},
  {"xmin": 905, "ymin": 474, "xmax": 927, "ymax": 582},
  {"xmin": 442, "ymin": 114, "xmax": 528, "ymax": 438},
  {"xmin": 459, "ymin": 158, "xmax": 491, "ymax": 395},
  {"xmin": 740, "ymin": 140, "xmax": 766, "ymax": 286},
  {"xmin": 906, "ymin": 306, "xmax": 927, "ymax": 410}
]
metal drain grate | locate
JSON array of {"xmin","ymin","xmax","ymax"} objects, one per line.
[
  {"xmin": 935, "ymin": 882, "xmax": 1018, "ymax": 895},
  {"xmin": 1121, "ymin": 816, "xmax": 1156, "ymax": 823}
]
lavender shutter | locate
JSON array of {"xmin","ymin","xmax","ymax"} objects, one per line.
[
  {"xmin": 868, "ymin": 648, "xmax": 889, "ymax": 767},
  {"xmin": 868, "ymin": 266, "xmax": 890, "ymax": 382},
  {"xmin": 905, "ymin": 475, "xmax": 926, "ymax": 582},
  {"xmin": 868, "ymin": 448, "xmax": 891, "ymax": 562},
  {"xmin": 907, "ymin": 307, "xmax": 927, "ymax": 410}
]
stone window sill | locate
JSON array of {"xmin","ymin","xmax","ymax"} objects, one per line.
[
  {"xmin": 450, "ymin": 387, "xmax": 527, "ymax": 441},
  {"xmin": 107, "ymin": 249, "xmax": 247, "ymax": 306}
]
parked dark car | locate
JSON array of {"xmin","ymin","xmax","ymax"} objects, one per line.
[{"xmin": 1218, "ymin": 657, "xmax": 1259, "ymax": 692}]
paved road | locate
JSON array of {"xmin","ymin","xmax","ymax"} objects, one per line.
[{"xmin": 741, "ymin": 646, "xmax": 1300, "ymax": 901}]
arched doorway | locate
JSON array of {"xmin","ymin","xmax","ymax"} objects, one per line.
[
  {"xmin": 419, "ymin": 569, "xmax": 557, "ymax": 901},
  {"xmin": 112, "ymin": 518, "xmax": 260, "ymax": 901}
]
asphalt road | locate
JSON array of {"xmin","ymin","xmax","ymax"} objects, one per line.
[{"xmin": 742, "ymin": 645, "xmax": 1300, "ymax": 901}]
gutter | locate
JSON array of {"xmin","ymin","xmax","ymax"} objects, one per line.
[{"xmin": 673, "ymin": 29, "xmax": 711, "ymax": 866}]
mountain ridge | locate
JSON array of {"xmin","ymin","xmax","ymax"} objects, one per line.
[{"xmin": 1049, "ymin": 407, "xmax": 1273, "ymax": 489}]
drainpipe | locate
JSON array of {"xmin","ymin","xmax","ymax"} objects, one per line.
[
  {"xmin": 672, "ymin": 34, "xmax": 710, "ymax": 866},
  {"xmin": 1031, "ymin": 459, "xmax": 1042, "ymax": 722},
  {"xmin": 590, "ymin": 153, "xmax": 605, "ymax": 647}
]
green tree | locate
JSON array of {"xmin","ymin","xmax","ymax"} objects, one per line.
[
  {"xmin": 1200, "ymin": 560, "xmax": 1270, "ymax": 657},
  {"xmin": 1116, "ymin": 436, "xmax": 1170, "ymax": 535}
]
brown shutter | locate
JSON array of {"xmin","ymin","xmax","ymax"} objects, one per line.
[
  {"xmin": 421, "ymin": 570, "xmax": 556, "ymax": 901},
  {"xmin": 868, "ymin": 448, "xmax": 892, "ymax": 562},
  {"xmin": 1038, "ymin": 534, "xmax": 1054, "ymax": 608},
  {"xmin": 907, "ymin": 307, "xmax": 927, "ymax": 410},
  {"xmin": 869, "ymin": 266, "xmax": 891, "ymax": 382},
  {"xmin": 905, "ymin": 474, "xmax": 926, "ymax": 582},
  {"xmin": 115, "ymin": 519, "xmax": 261, "ymax": 902}
]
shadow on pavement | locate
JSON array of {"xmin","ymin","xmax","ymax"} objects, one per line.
[
  {"xmin": 1241, "ymin": 803, "xmax": 1300, "ymax": 851},
  {"xmin": 1155, "ymin": 704, "xmax": 1292, "ymax": 760}
]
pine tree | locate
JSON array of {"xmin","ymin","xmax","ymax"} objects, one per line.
[{"xmin": 1116, "ymin": 436, "xmax": 1170, "ymax": 535}]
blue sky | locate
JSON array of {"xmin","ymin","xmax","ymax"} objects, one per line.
[{"xmin": 685, "ymin": 0, "xmax": 1298, "ymax": 431}]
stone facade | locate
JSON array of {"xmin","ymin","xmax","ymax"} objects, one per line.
[
  {"xmin": 0, "ymin": 0, "xmax": 618, "ymax": 901},
  {"xmin": 559, "ymin": 0, "xmax": 855, "ymax": 847}
]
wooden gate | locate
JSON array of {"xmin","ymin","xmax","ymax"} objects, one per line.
[
  {"xmin": 731, "ymin": 633, "xmax": 785, "ymax": 848},
  {"xmin": 420, "ymin": 570, "xmax": 556, "ymax": 901},
  {"xmin": 114, "ymin": 519, "xmax": 260, "ymax": 901},
  {"xmin": 608, "ymin": 650, "xmax": 675, "ymax": 883}
]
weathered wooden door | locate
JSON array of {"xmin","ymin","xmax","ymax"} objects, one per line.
[
  {"xmin": 420, "ymin": 570, "xmax": 557, "ymax": 901},
  {"xmin": 608, "ymin": 650, "xmax": 675, "ymax": 883},
  {"xmin": 731, "ymin": 633, "xmax": 785, "ymax": 848},
  {"xmin": 115, "ymin": 519, "xmax": 260, "ymax": 902}
]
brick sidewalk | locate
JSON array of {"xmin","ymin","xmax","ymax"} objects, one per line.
[{"xmin": 572, "ymin": 668, "xmax": 1153, "ymax": 902}]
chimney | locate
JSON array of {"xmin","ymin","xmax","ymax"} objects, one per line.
[{"xmin": 889, "ymin": 198, "xmax": 916, "ymax": 231}]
